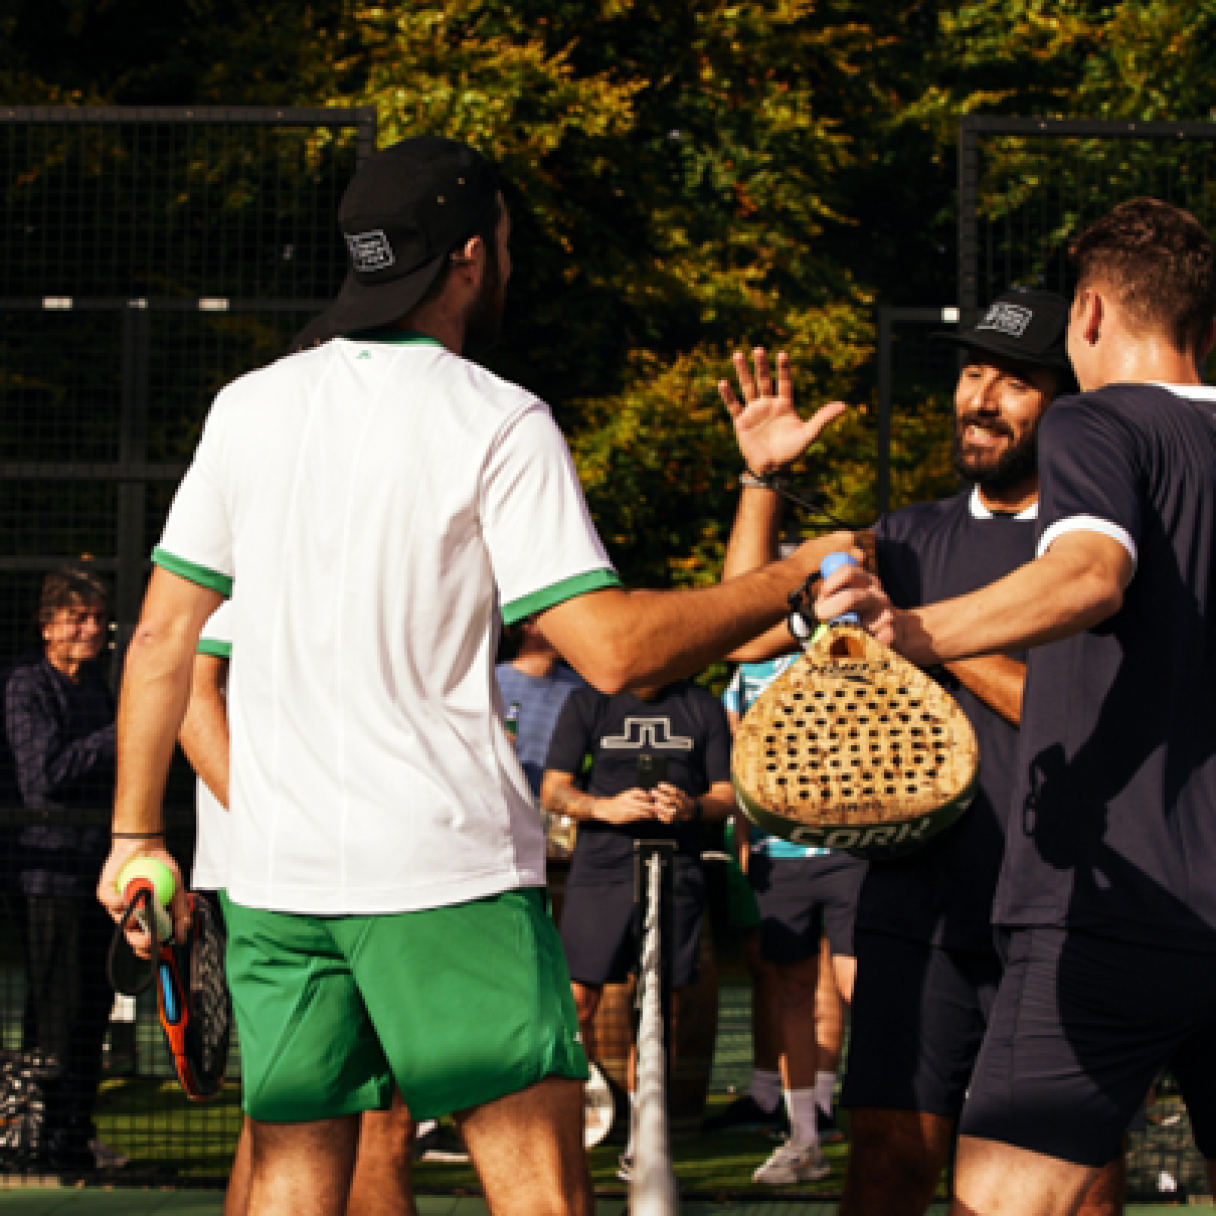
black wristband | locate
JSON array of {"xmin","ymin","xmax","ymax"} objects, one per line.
[{"xmin": 112, "ymin": 831, "xmax": 165, "ymax": 839}]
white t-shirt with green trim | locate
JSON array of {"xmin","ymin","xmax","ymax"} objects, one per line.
[
  {"xmin": 156, "ymin": 332, "xmax": 618, "ymax": 914},
  {"xmin": 190, "ymin": 601, "xmax": 232, "ymax": 892}
]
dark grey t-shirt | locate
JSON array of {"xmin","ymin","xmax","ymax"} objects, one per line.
[
  {"xmin": 858, "ymin": 489, "xmax": 1034, "ymax": 952},
  {"xmin": 544, "ymin": 681, "xmax": 731, "ymax": 880},
  {"xmin": 994, "ymin": 384, "xmax": 1216, "ymax": 951}
]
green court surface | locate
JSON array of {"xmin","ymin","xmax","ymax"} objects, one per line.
[{"xmin": 0, "ymin": 1192, "xmax": 1210, "ymax": 1215}]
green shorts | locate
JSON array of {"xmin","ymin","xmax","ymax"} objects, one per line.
[
  {"xmin": 726, "ymin": 858, "xmax": 762, "ymax": 930},
  {"xmin": 220, "ymin": 887, "xmax": 588, "ymax": 1123}
]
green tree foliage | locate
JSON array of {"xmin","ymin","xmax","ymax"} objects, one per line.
[{"xmin": 2, "ymin": 0, "xmax": 1216, "ymax": 588}]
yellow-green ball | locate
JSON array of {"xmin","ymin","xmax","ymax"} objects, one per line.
[{"xmin": 118, "ymin": 857, "xmax": 176, "ymax": 907}]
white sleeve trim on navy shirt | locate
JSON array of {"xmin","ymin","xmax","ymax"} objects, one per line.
[{"xmin": 1037, "ymin": 515, "xmax": 1138, "ymax": 577}]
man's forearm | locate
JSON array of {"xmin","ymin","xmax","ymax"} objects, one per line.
[
  {"xmin": 700, "ymin": 787, "xmax": 739, "ymax": 822},
  {"xmin": 899, "ymin": 536, "xmax": 1128, "ymax": 667},
  {"xmin": 723, "ymin": 487, "xmax": 783, "ymax": 581},
  {"xmin": 113, "ymin": 570, "xmax": 223, "ymax": 835},
  {"xmin": 114, "ymin": 632, "xmax": 198, "ymax": 834},
  {"xmin": 542, "ymin": 779, "xmax": 602, "ymax": 823},
  {"xmin": 943, "ymin": 656, "xmax": 1025, "ymax": 727},
  {"xmin": 540, "ymin": 533, "xmax": 856, "ymax": 693}
]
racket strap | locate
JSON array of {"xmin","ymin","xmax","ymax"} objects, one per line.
[
  {"xmin": 106, "ymin": 888, "xmax": 161, "ymax": 998},
  {"xmin": 787, "ymin": 575, "xmax": 823, "ymax": 651}
]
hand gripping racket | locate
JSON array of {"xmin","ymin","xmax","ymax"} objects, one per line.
[
  {"xmin": 106, "ymin": 859, "xmax": 232, "ymax": 1101},
  {"xmin": 732, "ymin": 554, "xmax": 979, "ymax": 859}
]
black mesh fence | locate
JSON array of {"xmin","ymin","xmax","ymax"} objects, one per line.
[{"xmin": 0, "ymin": 105, "xmax": 372, "ymax": 1183}]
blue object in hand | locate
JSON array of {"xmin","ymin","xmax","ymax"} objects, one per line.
[{"xmin": 819, "ymin": 553, "xmax": 860, "ymax": 626}]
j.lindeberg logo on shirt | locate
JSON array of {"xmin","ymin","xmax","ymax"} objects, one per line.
[
  {"xmin": 346, "ymin": 230, "xmax": 395, "ymax": 273},
  {"xmin": 977, "ymin": 302, "xmax": 1032, "ymax": 338},
  {"xmin": 601, "ymin": 718, "xmax": 694, "ymax": 749}
]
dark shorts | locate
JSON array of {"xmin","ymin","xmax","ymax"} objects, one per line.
[
  {"xmin": 842, "ymin": 930, "xmax": 1002, "ymax": 1117},
  {"xmin": 559, "ymin": 861, "xmax": 705, "ymax": 989},
  {"xmin": 750, "ymin": 852, "xmax": 865, "ymax": 965},
  {"xmin": 960, "ymin": 927, "xmax": 1216, "ymax": 1167}
]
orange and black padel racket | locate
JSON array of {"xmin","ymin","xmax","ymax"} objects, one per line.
[
  {"xmin": 107, "ymin": 861, "xmax": 231, "ymax": 1101},
  {"xmin": 732, "ymin": 554, "xmax": 979, "ymax": 859}
]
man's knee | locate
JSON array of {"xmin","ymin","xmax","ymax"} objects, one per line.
[
  {"xmin": 848, "ymin": 1107, "xmax": 953, "ymax": 1195},
  {"xmin": 571, "ymin": 982, "xmax": 602, "ymax": 1024}
]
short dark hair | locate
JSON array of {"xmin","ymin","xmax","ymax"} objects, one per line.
[
  {"xmin": 1070, "ymin": 198, "xmax": 1216, "ymax": 355},
  {"xmin": 39, "ymin": 569, "xmax": 107, "ymax": 626},
  {"xmin": 417, "ymin": 195, "xmax": 503, "ymax": 309}
]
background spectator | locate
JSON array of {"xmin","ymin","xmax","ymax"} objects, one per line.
[
  {"xmin": 6, "ymin": 569, "xmax": 120, "ymax": 1170},
  {"xmin": 541, "ymin": 678, "xmax": 736, "ymax": 1182},
  {"xmin": 495, "ymin": 616, "xmax": 584, "ymax": 798}
]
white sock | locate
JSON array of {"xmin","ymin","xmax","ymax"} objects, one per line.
[
  {"xmin": 749, "ymin": 1068, "xmax": 782, "ymax": 1114},
  {"xmin": 625, "ymin": 1092, "xmax": 637, "ymax": 1159},
  {"xmin": 814, "ymin": 1069, "xmax": 836, "ymax": 1117},
  {"xmin": 784, "ymin": 1089, "xmax": 820, "ymax": 1149}
]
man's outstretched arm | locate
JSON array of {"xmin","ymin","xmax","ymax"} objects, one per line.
[
  {"xmin": 822, "ymin": 530, "xmax": 1131, "ymax": 666},
  {"xmin": 97, "ymin": 568, "xmax": 223, "ymax": 951}
]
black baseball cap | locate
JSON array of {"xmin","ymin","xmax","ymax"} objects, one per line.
[
  {"xmin": 293, "ymin": 136, "xmax": 500, "ymax": 350},
  {"xmin": 932, "ymin": 287, "xmax": 1073, "ymax": 376}
]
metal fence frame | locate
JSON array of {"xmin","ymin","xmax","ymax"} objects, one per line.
[
  {"xmin": 957, "ymin": 115, "xmax": 1216, "ymax": 327},
  {"xmin": 0, "ymin": 106, "xmax": 376, "ymax": 674}
]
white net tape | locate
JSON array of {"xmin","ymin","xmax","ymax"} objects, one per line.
[{"xmin": 632, "ymin": 853, "xmax": 679, "ymax": 1214}]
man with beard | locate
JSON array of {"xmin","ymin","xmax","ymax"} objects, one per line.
[
  {"xmin": 96, "ymin": 136, "xmax": 863, "ymax": 1216},
  {"xmin": 718, "ymin": 290, "xmax": 1122, "ymax": 1214}
]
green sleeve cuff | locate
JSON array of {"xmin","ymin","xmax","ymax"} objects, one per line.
[
  {"xmin": 501, "ymin": 569, "xmax": 620, "ymax": 625},
  {"xmin": 152, "ymin": 546, "xmax": 234, "ymax": 597},
  {"xmin": 197, "ymin": 639, "xmax": 232, "ymax": 658}
]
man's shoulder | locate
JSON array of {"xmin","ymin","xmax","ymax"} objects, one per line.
[
  {"xmin": 5, "ymin": 657, "xmax": 50, "ymax": 696},
  {"xmin": 877, "ymin": 490, "xmax": 970, "ymax": 542}
]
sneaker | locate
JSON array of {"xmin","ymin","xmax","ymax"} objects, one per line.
[
  {"xmin": 817, "ymin": 1108, "xmax": 844, "ymax": 1145},
  {"xmin": 418, "ymin": 1125, "xmax": 469, "ymax": 1163},
  {"xmin": 752, "ymin": 1139, "xmax": 831, "ymax": 1185},
  {"xmin": 89, "ymin": 1137, "xmax": 129, "ymax": 1170},
  {"xmin": 703, "ymin": 1094, "xmax": 786, "ymax": 1135},
  {"xmin": 617, "ymin": 1152, "xmax": 633, "ymax": 1183}
]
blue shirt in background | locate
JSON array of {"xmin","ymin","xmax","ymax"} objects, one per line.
[
  {"xmin": 723, "ymin": 656, "xmax": 828, "ymax": 860},
  {"xmin": 495, "ymin": 662, "xmax": 585, "ymax": 797}
]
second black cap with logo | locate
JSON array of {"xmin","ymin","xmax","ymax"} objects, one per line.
[{"xmin": 933, "ymin": 286, "xmax": 1073, "ymax": 377}]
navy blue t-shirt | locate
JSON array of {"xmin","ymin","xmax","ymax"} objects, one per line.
[
  {"xmin": 994, "ymin": 384, "xmax": 1216, "ymax": 951},
  {"xmin": 857, "ymin": 489, "xmax": 1035, "ymax": 952},
  {"xmin": 544, "ymin": 681, "xmax": 731, "ymax": 880}
]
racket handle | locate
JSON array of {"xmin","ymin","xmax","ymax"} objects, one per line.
[{"xmin": 819, "ymin": 552, "xmax": 860, "ymax": 626}]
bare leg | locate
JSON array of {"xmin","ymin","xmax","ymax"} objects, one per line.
[
  {"xmin": 456, "ymin": 1076, "xmax": 593, "ymax": 1216},
  {"xmin": 841, "ymin": 1108, "xmax": 953, "ymax": 1216},
  {"xmin": 1076, "ymin": 1156, "xmax": 1124, "ymax": 1216},
  {"xmin": 570, "ymin": 981, "xmax": 602, "ymax": 1052},
  {"xmin": 224, "ymin": 1116, "xmax": 253, "ymax": 1216},
  {"xmin": 815, "ymin": 937, "xmax": 844, "ymax": 1074},
  {"xmin": 346, "ymin": 1089, "xmax": 417, "ymax": 1216},
  {"xmin": 776, "ymin": 954, "xmax": 819, "ymax": 1092},
  {"xmin": 745, "ymin": 928, "xmax": 782, "ymax": 1072},
  {"xmin": 833, "ymin": 951, "xmax": 857, "ymax": 1005},
  {"xmin": 950, "ymin": 1135, "xmax": 1098, "ymax": 1216},
  {"xmin": 248, "ymin": 1115, "xmax": 361, "ymax": 1216}
]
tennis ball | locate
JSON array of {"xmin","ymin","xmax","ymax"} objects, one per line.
[{"xmin": 118, "ymin": 857, "xmax": 176, "ymax": 907}]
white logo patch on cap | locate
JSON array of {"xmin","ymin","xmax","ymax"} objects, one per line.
[
  {"xmin": 977, "ymin": 302, "xmax": 1032, "ymax": 338},
  {"xmin": 346, "ymin": 230, "xmax": 395, "ymax": 273}
]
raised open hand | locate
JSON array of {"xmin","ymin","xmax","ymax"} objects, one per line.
[{"xmin": 719, "ymin": 348, "xmax": 848, "ymax": 476}]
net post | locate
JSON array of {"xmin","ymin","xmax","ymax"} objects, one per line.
[
  {"xmin": 632, "ymin": 840, "xmax": 678, "ymax": 1214},
  {"xmin": 958, "ymin": 116, "xmax": 980, "ymax": 329}
]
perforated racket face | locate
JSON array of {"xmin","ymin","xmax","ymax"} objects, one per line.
[
  {"xmin": 183, "ymin": 893, "xmax": 231, "ymax": 1100},
  {"xmin": 732, "ymin": 626, "xmax": 978, "ymax": 858}
]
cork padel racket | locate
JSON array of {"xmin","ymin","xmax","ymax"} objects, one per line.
[
  {"xmin": 732, "ymin": 554, "xmax": 979, "ymax": 859},
  {"xmin": 106, "ymin": 860, "xmax": 232, "ymax": 1101}
]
